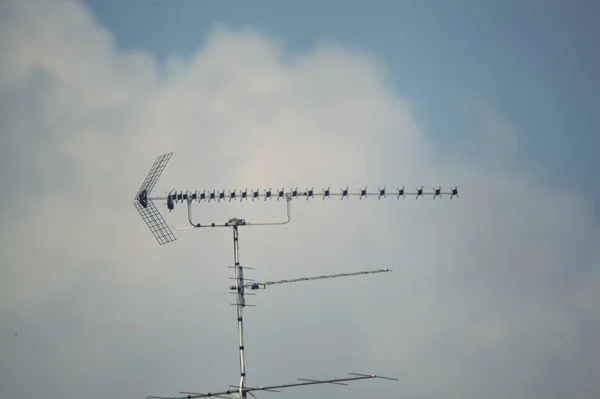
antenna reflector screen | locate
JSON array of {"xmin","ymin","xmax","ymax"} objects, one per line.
[
  {"xmin": 134, "ymin": 152, "xmax": 173, "ymax": 200},
  {"xmin": 134, "ymin": 199, "xmax": 176, "ymax": 245}
]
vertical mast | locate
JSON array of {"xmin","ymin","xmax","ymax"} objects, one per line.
[{"xmin": 232, "ymin": 224, "xmax": 246, "ymax": 399}]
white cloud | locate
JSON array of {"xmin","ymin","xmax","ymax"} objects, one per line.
[{"xmin": 1, "ymin": 1, "xmax": 598, "ymax": 399}]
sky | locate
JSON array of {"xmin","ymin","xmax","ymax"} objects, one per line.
[{"xmin": 0, "ymin": 1, "xmax": 598, "ymax": 399}]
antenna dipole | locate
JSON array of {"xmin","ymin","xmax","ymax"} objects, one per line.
[{"xmin": 134, "ymin": 153, "xmax": 457, "ymax": 399}]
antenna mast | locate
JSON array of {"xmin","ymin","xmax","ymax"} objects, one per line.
[{"xmin": 134, "ymin": 153, "xmax": 458, "ymax": 399}]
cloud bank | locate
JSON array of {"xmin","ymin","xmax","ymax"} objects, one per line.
[{"xmin": 0, "ymin": 1, "xmax": 598, "ymax": 399}]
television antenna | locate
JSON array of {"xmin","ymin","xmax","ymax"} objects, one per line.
[{"xmin": 134, "ymin": 152, "xmax": 458, "ymax": 399}]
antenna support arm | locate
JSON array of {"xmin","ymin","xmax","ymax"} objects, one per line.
[{"xmin": 177, "ymin": 194, "xmax": 292, "ymax": 229}]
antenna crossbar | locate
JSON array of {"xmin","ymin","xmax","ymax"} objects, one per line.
[{"xmin": 149, "ymin": 373, "xmax": 398, "ymax": 399}]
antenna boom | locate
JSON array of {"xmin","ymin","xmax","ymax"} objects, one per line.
[{"xmin": 235, "ymin": 268, "xmax": 392, "ymax": 291}]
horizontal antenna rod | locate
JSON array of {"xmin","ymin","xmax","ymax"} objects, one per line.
[
  {"xmin": 147, "ymin": 373, "xmax": 397, "ymax": 399},
  {"xmin": 134, "ymin": 153, "xmax": 459, "ymax": 245},
  {"xmin": 150, "ymin": 185, "xmax": 458, "ymax": 208},
  {"xmin": 232, "ymin": 268, "xmax": 392, "ymax": 291}
]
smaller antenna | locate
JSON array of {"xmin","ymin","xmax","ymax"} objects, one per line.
[
  {"xmin": 234, "ymin": 268, "xmax": 392, "ymax": 291},
  {"xmin": 148, "ymin": 373, "xmax": 398, "ymax": 399}
]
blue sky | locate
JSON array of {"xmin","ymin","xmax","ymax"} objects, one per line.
[
  {"xmin": 85, "ymin": 0, "xmax": 599, "ymax": 206},
  {"xmin": 1, "ymin": 1, "xmax": 599, "ymax": 398}
]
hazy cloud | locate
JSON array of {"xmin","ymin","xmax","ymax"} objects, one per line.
[{"xmin": 1, "ymin": 1, "xmax": 598, "ymax": 399}]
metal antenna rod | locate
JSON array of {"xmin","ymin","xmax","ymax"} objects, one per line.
[
  {"xmin": 146, "ymin": 373, "xmax": 398, "ymax": 399},
  {"xmin": 237, "ymin": 268, "xmax": 392, "ymax": 291},
  {"xmin": 231, "ymin": 224, "xmax": 247, "ymax": 399},
  {"xmin": 171, "ymin": 193, "xmax": 292, "ymax": 230},
  {"xmin": 150, "ymin": 185, "xmax": 459, "ymax": 207}
]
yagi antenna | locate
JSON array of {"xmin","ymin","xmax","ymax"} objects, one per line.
[{"xmin": 134, "ymin": 153, "xmax": 457, "ymax": 399}]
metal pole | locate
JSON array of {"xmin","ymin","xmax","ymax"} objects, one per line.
[{"xmin": 232, "ymin": 225, "xmax": 247, "ymax": 399}]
